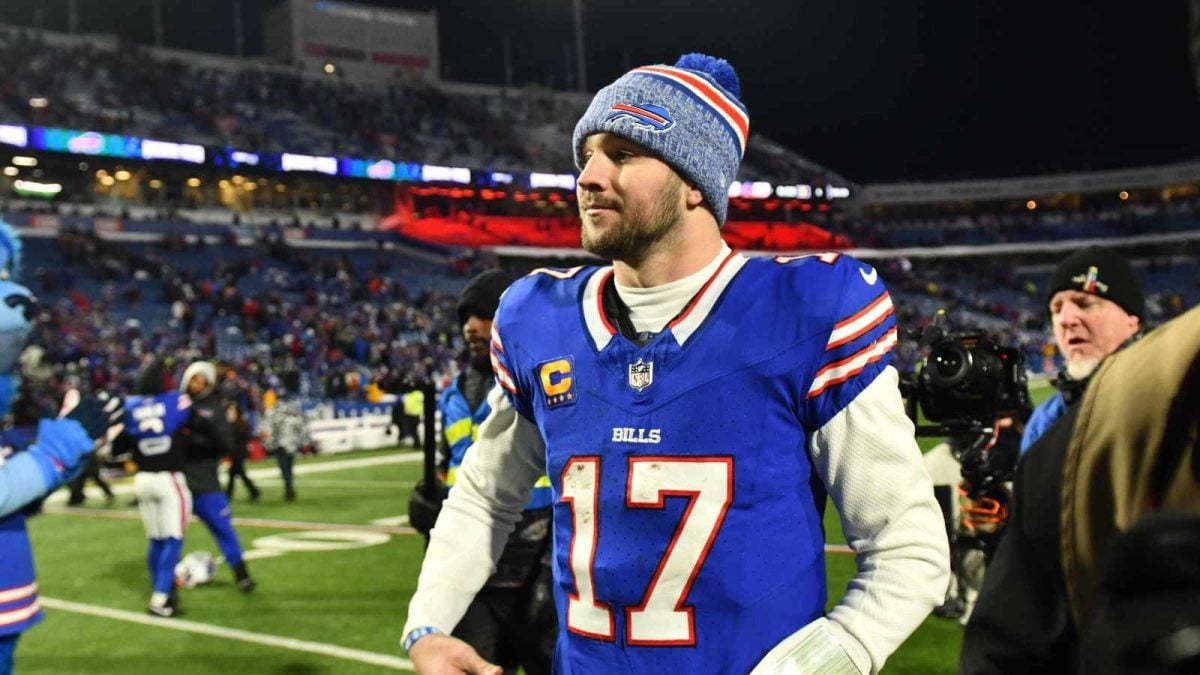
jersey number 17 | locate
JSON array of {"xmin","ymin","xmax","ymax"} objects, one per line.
[{"xmin": 561, "ymin": 455, "xmax": 733, "ymax": 646}]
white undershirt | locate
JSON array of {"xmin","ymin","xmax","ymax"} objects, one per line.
[
  {"xmin": 403, "ymin": 250, "xmax": 949, "ymax": 674},
  {"xmin": 613, "ymin": 243, "xmax": 732, "ymax": 334}
]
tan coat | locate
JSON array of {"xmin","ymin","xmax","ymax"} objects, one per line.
[{"xmin": 1060, "ymin": 304, "xmax": 1200, "ymax": 627}]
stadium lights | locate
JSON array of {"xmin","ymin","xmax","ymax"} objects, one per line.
[
  {"xmin": 2, "ymin": 167, "xmax": 17, "ymax": 177},
  {"xmin": 0, "ymin": 125, "xmax": 27, "ymax": 148},
  {"xmin": 529, "ymin": 172, "xmax": 576, "ymax": 190},
  {"xmin": 282, "ymin": 153, "xmax": 338, "ymax": 175},
  {"xmin": 11, "ymin": 156, "xmax": 37, "ymax": 167},
  {"xmin": 12, "ymin": 179, "xmax": 62, "ymax": 196}
]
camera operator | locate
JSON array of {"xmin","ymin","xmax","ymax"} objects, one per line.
[
  {"xmin": 1021, "ymin": 246, "xmax": 1144, "ymax": 452},
  {"xmin": 961, "ymin": 303, "xmax": 1200, "ymax": 674},
  {"xmin": 903, "ymin": 313, "xmax": 1031, "ymax": 623}
]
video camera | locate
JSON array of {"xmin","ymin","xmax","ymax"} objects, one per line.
[
  {"xmin": 901, "ymin": 311, "xmax": 1033, "ymax": 577},
  {"xmin": 901, "ymin": 311, "xmax": 1031, "ymax": 438}
]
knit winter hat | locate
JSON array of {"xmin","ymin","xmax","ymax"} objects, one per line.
[
  {"xmin": 1046, "ymin": 246, "xmax": 1145, "ymax": 318},
  {"xmin": 572, "ymin": 53, "xmax": 749, "ymax": 225},
  {"xmin": 457, "ymin": 269, "xmax": 512, "ymax": 326}
]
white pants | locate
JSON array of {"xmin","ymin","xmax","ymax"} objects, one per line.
[{"xmin": 135, "ymin": 471, "xmax": 192, "ymax": 540}]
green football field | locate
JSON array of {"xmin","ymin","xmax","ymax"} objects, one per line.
[{"xmin": 16, "ymin": 381, "xmax": 1053, "ymax": 673}]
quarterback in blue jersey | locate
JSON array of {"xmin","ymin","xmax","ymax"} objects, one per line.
[{"xmin": 403, "ymin": 54, "xmax": 948, "ymax": 675}]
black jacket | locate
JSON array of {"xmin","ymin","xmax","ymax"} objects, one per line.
[
  {"xmin": 181, "ymin": 393, "xmax": 234, "ymax": 495},
  {"xmin": 960, "ymin": 404, "xmax": 1080, "ymax": 674}
]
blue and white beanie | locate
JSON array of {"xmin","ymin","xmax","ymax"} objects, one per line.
[{"xmin": 572, "ymin": 53, "xmax": 750, "ymax": 225}]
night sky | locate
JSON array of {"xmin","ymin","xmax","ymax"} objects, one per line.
[{"xmin": 2, "ymin": 0, "xmax": 1198, "ymax": 183}]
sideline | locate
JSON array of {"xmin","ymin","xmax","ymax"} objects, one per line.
[
  {"xmin": 39, "ymin": 596, "xmax": 414, "ymax": 671},
  {"xmin": 42, "ymin": 506, "xmax": 418, "ymax": 535},
  {"xmin": 44, "ymin": 451, "xmax": 423, "ymax": 505}
]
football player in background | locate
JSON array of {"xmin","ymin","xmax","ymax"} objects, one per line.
[
  {"xmin": 179, "ymin": 361, "xmax": 256, "ymax": 592},
  {"xmin": 403, "ymin": 54, "xmax": 948, "ymax": 674},
  {"xmin": 0, "ymin": 220, "xmax": 124, "ymax": 671},
  {"xmin": 118, "ymin": 358, "xmax": 196, "ymax": 617}
]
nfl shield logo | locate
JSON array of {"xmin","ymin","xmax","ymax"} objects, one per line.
[{"xmin": 628, "ymin": 358, "xmax": 654, "ymax": 392}]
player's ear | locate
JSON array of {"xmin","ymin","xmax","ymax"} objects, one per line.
[{"xmin": 684, "ymin": 180, "xmax": 704, "ymax": 209}]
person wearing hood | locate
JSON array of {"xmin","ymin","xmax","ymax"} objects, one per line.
[{"xmin": 179, "ymin": 360, "xmax": 256, "ymax": 593}]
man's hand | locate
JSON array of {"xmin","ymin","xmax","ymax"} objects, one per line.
[{"xmin": 409, "ymin": 633, "xmax": 502, "ymax": 675}]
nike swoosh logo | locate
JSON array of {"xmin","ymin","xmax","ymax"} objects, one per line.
[{"xmin": 859, "ymin": 267, "xmax": 878, "ymax": 285}]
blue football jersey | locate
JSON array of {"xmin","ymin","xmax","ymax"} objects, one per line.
[
  {"xmin": 125, "ymin": 391, "xmax": 192, "ymax": 472},
  {"xmin": 490, "ymin": 252, "xmax": 897, "ymax": 674}
]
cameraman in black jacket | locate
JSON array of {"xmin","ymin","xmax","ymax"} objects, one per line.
[{"xmin": 180, "ymin": 360, "xmax": 256, "ymax": 593}]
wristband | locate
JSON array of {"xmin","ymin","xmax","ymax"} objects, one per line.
[{"xmin": 403, "ymin": 626, "xmax": 443, "ymax": 653}]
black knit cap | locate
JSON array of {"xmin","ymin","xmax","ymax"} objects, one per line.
[
  {"xmin": 1045, "ymin": 246, "xmax": 1145, "ymax": 318},
  {"xmin": 456, "ymin": 270, "xmax": 512, "ymax": 326}
]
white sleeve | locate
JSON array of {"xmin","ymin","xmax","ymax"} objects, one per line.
[
  {"xmin": 401, "ymin": 385, "xmax": 547, "ymax": 639},
  {"xmin": 810, "ymin": 365, "xmax": 951, "ymax": 674}
]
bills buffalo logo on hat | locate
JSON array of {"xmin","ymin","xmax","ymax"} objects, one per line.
[{"xmin": 604, "ymin": 103, "xmax": 675, "ymax": 132}]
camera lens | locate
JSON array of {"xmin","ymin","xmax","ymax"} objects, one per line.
[{"xmin": 929, "ymin": 343, "xmax": 971, "ymax": 387}]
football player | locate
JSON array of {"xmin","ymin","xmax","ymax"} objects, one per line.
[
  {"xmin": 118, "ymin": 358, "xmax": 196, "ymax": 617},
  {"xmin": 403, "ymin": 54, "xmax": 949, "ymax": 674}
]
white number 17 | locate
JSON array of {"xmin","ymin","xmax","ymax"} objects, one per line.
[{"xmin": 560, "ymin": 455, "xmax": 734, "ymax": 646}]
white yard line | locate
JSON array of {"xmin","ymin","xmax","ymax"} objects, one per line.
[
  {"xmin": 253, "ymin": 478, "xmax": 414, "ymax": 488},
  {"xmin": 40, "ymin": 597, "xmax": 413, "ymax": 671},
  {"xmin": 371, "ymin": 515, "xmax": 411, "ymax": 527},
  {"xmin": 43, "ymin": 506, "xmax": 418, "ymax": 535},
  {"xmin": 45, "ymin": 452, "xmax": 425, "ymax": 505}
]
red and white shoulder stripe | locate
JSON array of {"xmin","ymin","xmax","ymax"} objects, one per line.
[
  {"xmin": 489, "ymin": 325, "xmax": 519, "ymax": 395},
  {"xmin": 807, "ymin": 328, "xmax": 899, "ymax": 399},
  {"xmin": 825, "ymin": 291, "xmax": 894, "ymax": 351}
]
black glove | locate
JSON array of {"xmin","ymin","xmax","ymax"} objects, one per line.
[
  {"xmin": 407, "ymin": 478, "xmax": 446, "ymax": 536},
  {"xmin": 60, "ymin": 389, "xmax": 125, "ymax": 444}
]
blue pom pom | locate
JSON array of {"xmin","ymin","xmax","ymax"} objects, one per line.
[{"xmin": 674, "ymin": 53, "xmax": 741, "ymax": 98}]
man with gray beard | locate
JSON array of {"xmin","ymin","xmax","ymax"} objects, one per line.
[{"xmin": 1020, "ymin": 247, "xmax": 1145, "ymax": 453}]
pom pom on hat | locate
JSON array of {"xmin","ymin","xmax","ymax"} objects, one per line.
[{"xmin": 674, "ymin": 53, "xmax": 741, "ymax": 98}]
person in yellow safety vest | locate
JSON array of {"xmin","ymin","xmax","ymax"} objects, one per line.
[
  {"xmin": 411, "ymin": 269, "xmax": 556, "ymax": 674},
  {"xmin": 400, "ymin": 389, "xmax": 424, "ymax": 447}
]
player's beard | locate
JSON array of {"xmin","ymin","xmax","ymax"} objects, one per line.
[{"xmin": 581, "ymin": 174, "xmax": 683, "ymax": 264}]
